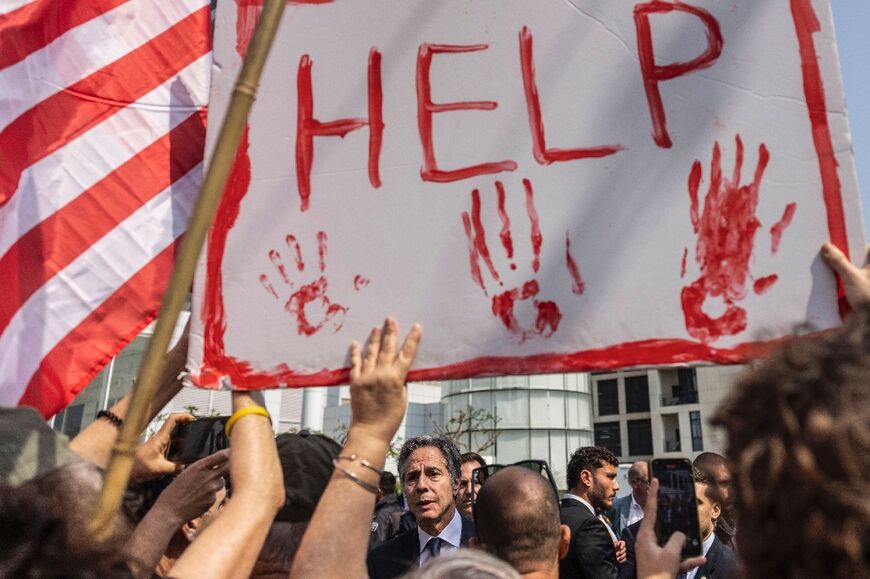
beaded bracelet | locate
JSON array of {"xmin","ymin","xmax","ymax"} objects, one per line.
[{"xmin": 96, "ymin": 410, "xmax": 123, "ymax": 428}]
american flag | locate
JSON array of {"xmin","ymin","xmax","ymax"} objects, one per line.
[{"xmin": 0, "ymin": 0, "xmax": 211, "ymax": 417}]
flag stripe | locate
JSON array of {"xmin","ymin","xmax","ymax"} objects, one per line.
[
  {"xmin": 0, "ymin": 54, "xmax": 210, "ymax": 259},
  {"xmin": 0, "ymin": 5, "xmax": 210, "ymax": 206},
  {"xmin": 0, "ymin": 0, "xmax": 128, "ymax": 70},
  {"xmin": 0, "ymin": 166, "xmax": 198, "ymax": 406},
  {"xmin": 17, "ymin": 243, "xmax": 179, "ymax": 416},
  {"xmin": 0, "ymin": 111, "xmax": 205, "ymax": 334},
  {"xmin": 0, "ymin": 0, "xmax": 206, "ymax": 131},
  {"xmin": 0, "ymin": 0, "xmax": 39, "ymax": 17}
]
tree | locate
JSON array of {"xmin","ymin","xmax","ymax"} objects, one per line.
[{"xmin": 432, "ymin": 405, "xmax": 501, "ymax": 454}]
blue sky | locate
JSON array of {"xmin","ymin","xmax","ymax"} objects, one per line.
[{"xmin": 833, "ymin": 0, "xmax": 870, "ymax": 235}]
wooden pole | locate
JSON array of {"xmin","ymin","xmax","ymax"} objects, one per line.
[{"xmin": 90, "ymin": 0, "xmax": 288, "ymax": 539}]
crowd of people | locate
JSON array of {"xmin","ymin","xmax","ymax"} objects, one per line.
[{"xmin": 0, "ymin": 242, "xmax": 868, "ymax": 578}]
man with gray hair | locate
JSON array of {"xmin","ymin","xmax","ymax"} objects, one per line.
[
  {"xmin": 606, "ymin": 461, "xmax": 649, "ymax": 537},
  {"xmin": 367, "ymin": 435, "xmax": 475, "ymax": 579}
]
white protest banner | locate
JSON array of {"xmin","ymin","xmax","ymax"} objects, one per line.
[{"xmin": 188, "ymin": 0, "xmax": 865, "ymax": 389}]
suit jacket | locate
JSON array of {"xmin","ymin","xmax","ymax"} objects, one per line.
[
  {"xmin": 366, "ymin": 514, "xmax": 476, "ymax": 579},
  {"xmin": 619, "ymin": 520, "xmax": 642, "ymax": 579},
  {"xmin": 606, "ymin": 494, "xmax": 634, "ymax": 538},
  {"xmin": 620, "ymin": 523, "xmax": 738, "ymax": 579},
  {"xmin": 694, "ymin": 536, "xmax": 739, "ymax": 579},
  {"xmin": 560, "ymin": 497, "xmax": 620, "ymax": 579}
]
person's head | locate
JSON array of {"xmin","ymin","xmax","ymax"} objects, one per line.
[
  {"xmin": 711, "ymin": 303, "xmax": 870, "ymax": 579},
  {"xmin": 251, "ymin": 429, "xmax": 341, "ymax": 577},
  {"xmin": 566, "ymin": 446, "xmax": 619, "ymax": 511},
  {"xmin": 21, "ymin": 459, "xmax": 133, "ymax": 547},
  {"xmin": 401, "ymin": 549, "xmax": 521, "ymax": 579},
  {"xmin": 692, "ymin": 452, "xmax": 732, "ymax": 505},
  {"xmin": 457, "ymin": 452, "xmax": 486, "ymax": 518},
  {"xmin": 472, "ymin": 467, "xmax": 569, "ymax": 577},
  {"xmin": 378, "ymin": 470, "xmax": 397, "ymax": 501},
  {"xmin": 627, "ymin": 461, "xmax": 650, "ymax": 506},
  {"xmin": 693, "ymin": 470, "xmax": 721, "ymax": 540},
  {"xmin": 0, "ymin": 481, "xmax": 133, "ymax": 578},
  {"xmin": 397, "ymin": 435, "xmax": 461, "ymax": 535}
]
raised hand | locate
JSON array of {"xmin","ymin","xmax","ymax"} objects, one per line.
[
  {"xmin": 348, "ymin": 318, "xmax": 422, "ymax": 444},
  {"xmin": 821, "ymin": 242, "xmax": 870, "ymax": 308},
  {"xmin": 636, "ymin": 479, "xmax": 706, "ymax": 579},
  {"xmin": 131, "ymin": 412, "xmax": 195, "ymax": 481}
]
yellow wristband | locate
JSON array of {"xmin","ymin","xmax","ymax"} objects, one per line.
[{"xmin": 225, "ymin": 406, "xmax": 271, "ymax": 437}]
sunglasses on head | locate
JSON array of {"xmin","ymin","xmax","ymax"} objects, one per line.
[{"xmin": 470, "ymin": 459, "xmax": 560, "ymax": 523}]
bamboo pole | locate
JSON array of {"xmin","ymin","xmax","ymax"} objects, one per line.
[{"xmin": 90, "ymin": 0, "xmax": 288, "ymax": 539}]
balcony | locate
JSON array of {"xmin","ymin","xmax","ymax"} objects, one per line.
[{"xmin": 661, "ymin": 391, "xmax": 699, "ymax": 406}]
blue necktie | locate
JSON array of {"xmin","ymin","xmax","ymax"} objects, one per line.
[{"xmin": 426, "ymin": 537, "xmax": 443, "ymax": 558}]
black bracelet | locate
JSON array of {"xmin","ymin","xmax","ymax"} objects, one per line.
[{"xmin": 96, "ymin": 410, "xmax": 123, "ymax": 428}]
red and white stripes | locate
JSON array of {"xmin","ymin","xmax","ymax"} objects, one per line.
[{"xmin": 0, "ymin": 0, "xmax": 210, "ymax": 416}]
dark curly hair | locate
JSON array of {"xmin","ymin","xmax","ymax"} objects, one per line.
[
  {"xmin": 711, "ymin": 303, "xmax": 870, "ymax": 579},
  {"xmin": 566, "ymin": 446, "xmax": 618, "ymax": 490}
]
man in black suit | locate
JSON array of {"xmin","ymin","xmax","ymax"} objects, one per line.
[
  {"xmin": 560, "ymin": 446, "xmax": 622, "ymax": 579},
  {"xmin": 367, "ymin": 435, "xmax": 475, "ymax": 579},
  {"xmin": 682, "ymin": 470, "xmax": 738, "ymax": 579},
  {"xmin": 619, "ymin": 469, "xmax": 738, "ymax": 579}
]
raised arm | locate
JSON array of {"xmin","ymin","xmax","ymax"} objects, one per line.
[
  {"xmin": 69, "ymin": 323, "xmax": 190, "ymax": 466},
  {"xmin": 290, "ymin": 317, "xmax": 422, "ymax": 579},
  {"xmin": 169, "ymin": 391, "xmax": 284, "ymax": 579},
  {"xmin": 123, "ymin": 449, "xmax": 230, "ymax": 578}
]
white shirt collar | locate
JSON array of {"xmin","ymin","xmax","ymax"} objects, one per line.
[
  {"xmin": 564, "ymin": 493, "xmax": 596, "ymax": 516},
  {"xmin": 685, "ymin": 532, "xmax": 718, "ymax": 579},
  {"xmin": 417, "ymin": 507, "xmax": 462, "ymax": 553},
  {"xmin": 701, "ymin": 530, "xmax": 716, "ymax": 556}
]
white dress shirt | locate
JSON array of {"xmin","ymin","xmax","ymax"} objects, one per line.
[
  {"xmin": 417, "ymin": 508, "xmax": 462, "ymax": 566},
  {"xmin": 627, "ymin": 493, "xmax": 645, "ymax": 527}
]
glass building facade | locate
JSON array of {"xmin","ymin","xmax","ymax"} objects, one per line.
[{"xmin": 441, "ymin": 373, "xmax": 594, "ymax": 491}]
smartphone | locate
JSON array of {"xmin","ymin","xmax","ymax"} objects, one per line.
[
  {"xmin": 651, "ymin": 458, "xmax": 703, "ymax": 558},
  {"xmin": 165, "ymin": 416, "xmax": 230, "ymax": 465}
]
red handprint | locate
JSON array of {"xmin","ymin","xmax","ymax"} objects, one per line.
[
  {"xmin": 681, "ymin": 135, "xmax": 796, "ymax": 343},
  {"xmin": 461, "ymin": 179, "xmax": 585, "ymax": 342},
  {"xmin": 260, "ymin": 232, "xmax": 367, "ymax": 337}
]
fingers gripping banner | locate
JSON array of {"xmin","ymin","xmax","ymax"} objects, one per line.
[{"xmin": 189, "ymin": 0, "xmax": 865, "ymax": 389}]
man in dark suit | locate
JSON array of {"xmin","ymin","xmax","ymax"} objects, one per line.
[
  {"xmin": 693, "ymin": 453, "xmax": 737, "ymax": 551},
  {"xmin": 560, "ymin": 446, "xmax": 622, "ymax": 579},
  {"xmin": 682, "ymin": 470, "xmax": 738, "ymax": 579},
  {"xmin": 606, "ymin": 461, "xmax": 650, "ymax": 538},
  {"xmin": 619, "ymin": 470, "xmax": 738, "ymax": 579},
  {"xmin": 367, "ymin": 435, "xmax": 475, "ymax": 579}
]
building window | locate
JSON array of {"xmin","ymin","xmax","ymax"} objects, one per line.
[
  {"xmin": 690, "ymin": 411, "xmax": 704, "ymax": 451},
  {"xmin": 662, "ymin": 368, "xmax": 699, "ymax": 406},
  {"xmin": 597, "ymin": 379, "xmax": 619, "ymax": 416},
  {"xmin": 627, "ymin": 419, "xmax": 653, "ymax": 456},
  {"xmin": 662, "ymin": 413, "xmax": 681, "ymax": 452},
  {"xmin": 594, "ymin": 422, "xmax": 622, "ymax": 457},
  {"xmin": 61, "ymin": 404, "xmax": 84, "ymax": 438},
  {"xmin": 624, "ymin": 375, "xmax": 650, "ymax": 413}
]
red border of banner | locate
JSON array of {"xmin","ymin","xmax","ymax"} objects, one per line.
[{"xmin": 192, "ymin": 0, "xmax": 849, "ymax": 389}]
